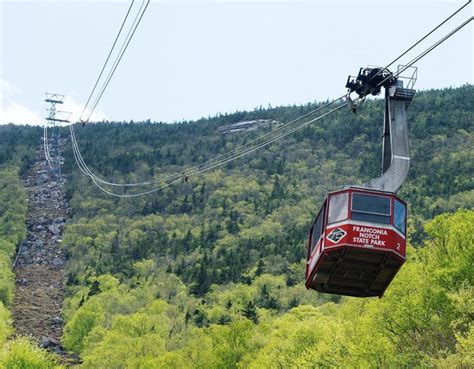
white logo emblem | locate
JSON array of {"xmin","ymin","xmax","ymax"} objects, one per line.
[{"xmin": 326, "ymin": 228, "xmax": 347, "ymax": 244}]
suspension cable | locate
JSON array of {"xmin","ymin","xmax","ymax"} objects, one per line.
[
  {"xmin": 43, "ymin": 124, "xmax": 54, "ymax": 169},
  {"xmin": 79, "ymin": 0, "xmax": 136, "ymax": 122},
  {"xmin": 72, "ymin": 101, "xmax": 349, "ymax": 197},
  {"xmin": 71, "ymin": 7, "xmax": 472, "ymax": 197},
  {"xmin": 82, "ymin": 0, "xmax": 150, "ymax": 124},
  {"xmin": 70, "ymin": 98, "xmax": 344, "ymax": 188},
  {"xmin": 71, "ymin": 94, "xmax": 347, "ymax": 187},
  {"xmin": 70, "ymin": 99, "xmax": 339, "ymax": 186},
  {"xmin": 73, "ymin": 0, "xmax": 345, "ymax": 187},
  {"xmin": 378, "ymin": 16, "xmax": 473, "ymax": 87},
  {"xmin": 383, "ymin": 0, "xmax": 471, "ymax": 72},
  {"xmin": 199, "ymin": 17, "xmax": 473, "ymax": 176},
  {"xmin": 364, "ymin": 0, "xmax": 471, "ymax": 86}
]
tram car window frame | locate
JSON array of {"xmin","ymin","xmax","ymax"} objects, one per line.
[
  {"xmin": 311, "ymin": 205, "xmax": 325, "ymax": 253},
  {"xmin": 328, "ymin": 192, "xmax": 349, "ymax": 224},
  {"xmin": 393, "ymin": 199, "xmax": 407, "ymax": 234},
  {"xmin": 351, "ymin": 193, "xmax": 391, "ymax": 224}
]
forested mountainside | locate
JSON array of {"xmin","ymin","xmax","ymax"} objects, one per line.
[{"xmin": 0, "ymin": 85, "xmax": 472, "ymax": 367}]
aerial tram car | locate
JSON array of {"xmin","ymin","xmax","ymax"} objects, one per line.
[{"xmin": 305, "ymin": 67, "xmax": 416, "ymax": 298}]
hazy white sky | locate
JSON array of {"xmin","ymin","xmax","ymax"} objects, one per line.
[{"xmin": 1, "ymin": 0, "xmax": 473, "ymax": 125}]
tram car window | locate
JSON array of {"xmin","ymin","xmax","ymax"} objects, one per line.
[
  {"xmin": 328, "ymin": 192, "xmax": 348, "ymax": 224},
  {"xmin": 311, "ymin": 207, "xmax": 325, "ymax": 252},
  {"xmin": 394, "ymin": 199, "xmax": 407, "ymax": 234},
  {"xmin": 351, "ymin": 193, "xmax": 391, "ymax": 224}
]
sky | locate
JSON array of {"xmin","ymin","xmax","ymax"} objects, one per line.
[{"xmin": 1, "ymin": 0, "xmax": 473, "ymax": 125}]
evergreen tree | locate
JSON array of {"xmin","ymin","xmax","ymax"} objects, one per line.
[{"xmin": 242, "ymin": 300, "xmax": 259, "ymax": 324}]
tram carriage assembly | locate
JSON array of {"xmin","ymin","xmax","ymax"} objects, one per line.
[{"xmin": 306, "ymin": 67, "xmax": 416, "ymax": 297}]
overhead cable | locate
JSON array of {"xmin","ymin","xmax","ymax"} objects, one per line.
[
  {"xmin": 79, "ymin": 0, "xmax": 136, "ymax": 122},
  {"xmin": 43, "ymin": 124, "xmax": 54, "ymax": 169},
  {"xmin": 84, "ymin": 0, "xmax": 150, "ymax": 123},
  {"xmin": 394, "ymin": 16, "xmax": 473, "ymax": 79},
  {"xmin": 378, "ymin": 16, "xmax": 473, "ymax": 87},
  {"xmin": 70, "ymin": 98, "xmax": 343, "ymax": 188},
  {"xmin": 70, "ymin": 95, "xmax": 347, "ymax": 187},
  {"xmin": 382, "ymin": 0, "xmax": 471, "ymax": 72},
  {"xmin": 71, "ymin": 101, "xmax": 349, "ymax": 197},
  {"xmin": 71, "ymin": 5, "xmax": 472, "ymax": 197},
  {"xmin": 364, "ymin": 0, "xmax": 471, "ymax": 86}
]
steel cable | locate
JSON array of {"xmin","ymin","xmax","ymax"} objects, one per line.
[
  {"xmin": 378, "ymin": 16, "xmax": 473, "ymax": 87},
  {"xmin": 79, "ymin": 0, "xmax": 136, "ymax": 122},
  {"xmin": 359, "ymin": 0, "xmax": 472, "ymax": 89},
  {"xmin": 70, "ymin": 94, "xmax": 347, "ymax": 187},
  {"xmin": 72, "ymin": 101, "xmax": 349, "ymax": 197},
  {"xmin": 83, "ymin": 0, "xmax": 150, "ymax": 123},
  {"xmin": 71, "ymin": 4, "xmax": 472, "ymax": 197}
]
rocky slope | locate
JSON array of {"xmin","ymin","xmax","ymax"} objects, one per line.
[{"xmin": 12, "ymin": 138, "xmax": 74, "ymax": 362}]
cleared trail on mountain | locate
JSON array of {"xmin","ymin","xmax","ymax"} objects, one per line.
[{"xmin": 12, "ymin": 138, "xmax": 78, "ymax": 365}]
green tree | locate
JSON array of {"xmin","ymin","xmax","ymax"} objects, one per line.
[{"xmin": 241, "ymin": 301, "xmax": 258, "ymax": 324}]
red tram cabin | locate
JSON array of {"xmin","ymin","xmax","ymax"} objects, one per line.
[{"xmin": 305, "ymin": 187, "xmax": 407, "ymax": 297}]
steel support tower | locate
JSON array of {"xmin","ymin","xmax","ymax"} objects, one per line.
[{"xmin": 44, "ymin": 93, "xmax": 70, "ymax": 183}]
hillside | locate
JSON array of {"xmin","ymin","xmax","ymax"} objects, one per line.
[{"xmin": 0, "ymin": 85, "xmax": 473, "ymax": 367}]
